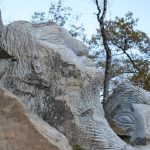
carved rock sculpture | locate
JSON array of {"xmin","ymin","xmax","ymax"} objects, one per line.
[
  {"xmin": 0, "ymin": 87, "xmax": 72, "ymax": 150},
  {"xmin": 104, "ymin": 83, "xmax": 150, "ymax": 148},
  {"xmin": 0, "ymin": 15, "xmax": 134, "ymax": 149}
]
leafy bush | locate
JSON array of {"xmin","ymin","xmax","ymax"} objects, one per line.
[{"xmin": 72, "ymin": 144, "xmax": 83, "ymax": 150}]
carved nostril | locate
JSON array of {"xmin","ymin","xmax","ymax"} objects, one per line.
[{"xmin": 135, "ymin": 137, "xmax": 148, "ymax": 145}]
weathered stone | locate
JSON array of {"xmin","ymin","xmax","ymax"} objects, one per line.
[
  {"xmin": 104, "ymin": 83, "xmax": 150, "ymax": 148},
  {"xmin": 0, "ymin": 20, "xmax": 134, "ymax": 149},
  {"xmin": 0, "ymin": 87, "xmax": 72, "ymax": 150}
]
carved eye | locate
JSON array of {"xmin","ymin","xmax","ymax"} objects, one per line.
[{"xmin": 113, "ymin": 115, "xmax": 134, "ymax": 125}]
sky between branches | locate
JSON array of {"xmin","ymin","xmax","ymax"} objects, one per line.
[{"xmin": 1, "ymin": 0, "xmax": 150, "ymax": 37}]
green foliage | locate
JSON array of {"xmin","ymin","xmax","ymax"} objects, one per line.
[
  {"xmin": 72, "ymin": 144, "xmax": 83, "ymax": 150},
  {"xmin": 90, "ymin": 12, "xmax": 150, "ymax": 90},
  {"xmin": 31, "ymin": 0, "xmax": 88, "ymax": 42},
  {"xmin": 31, "ymin": 12, "xmax": 46, "ymax": 24},
  {"xmin": 130, "ymin": 59, "xmax": 150, "ymax": 90},
  {"xmin": 104, "ymin": 12, "xmax": 150, "ymax": 55},
  {"xmin": 32, "ymin": 0, "xmax": 72, "ymax": 26}
]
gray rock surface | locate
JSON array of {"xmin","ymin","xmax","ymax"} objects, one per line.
[
  {"xmin": 0, "ymin": 87, "xmax": 72, "ymax": 150},
  {"xmin": 104, "ymin": 83, "xmax": 150, "ymax": 148},
  {"xmin": 0, "ymin": 18, "xmax": 134, "ymax": 149}
]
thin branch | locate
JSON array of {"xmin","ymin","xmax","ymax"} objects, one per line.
[
  {"xmin": 123, "ymin": 50, "xmax": 140, "ymax": 72},
  {"xmin": 96, "ymin": 0, "xmax": 101, "ymax": 22},
  {"xmin": 100, "ymin": 0, "xmax": 107, "ymax": 22},
  {"xmin": 111, "ymin": 41, "xmax": 140, "ymax": 72}
]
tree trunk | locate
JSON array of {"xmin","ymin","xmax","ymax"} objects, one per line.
[
  {"xmin": 96, "ymin": 0, "xmax": 112, "ymax": 105},
  {"xmin": 0, "ymin": 10, "xmax": 4, "ymax": 32},
  {"xmin": 103, "ymin": 45, "xmax": 111, "ymax": 104}
]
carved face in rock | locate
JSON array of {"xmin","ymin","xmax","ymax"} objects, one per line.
[
  {"xmin": 32, "ymin": 23, "xmax": 89, "ymax": 57},
  {"xmin": 108, "ymin": 102, "xmax": 150, "ymax": 146},
  {"xmin": 104, "ymin": 83, "xmax": 150, "ymax": 147}
]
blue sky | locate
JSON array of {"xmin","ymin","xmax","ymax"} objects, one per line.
[{"xmin": 1, "ymin": 0, "xmax": 150, "ymax": 37}]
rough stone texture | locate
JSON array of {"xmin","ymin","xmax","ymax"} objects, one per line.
[
  {"xmin": 0, "ymin": 87, "xmax": 72, "ymax": 150},
  {"xmin": 104, "ymin": 83, "xmax": 150, "ymax": 148},
  {"xmin": 0, "ymin": 19, "xmax": 134, "ymax": 149}
]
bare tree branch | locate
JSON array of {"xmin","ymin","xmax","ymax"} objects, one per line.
[{"xmin": 96, "ymin": 0, "xmax": 101, "ymax": 22}]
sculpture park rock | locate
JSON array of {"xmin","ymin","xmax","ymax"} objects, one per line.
[
  {"xmin": 104, "ymin": 83, "xmax": 150, "ymax": 148},
  {"xmin": 0, "ymin": 87, "xmax": 72, "ymax": 150},
  {"xmin": 0, "ymin": 18, "xmax": 134, "ymax": 149}
]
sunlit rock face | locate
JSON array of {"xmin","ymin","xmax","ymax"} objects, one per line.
[
  {"xmin": 104, "ymin": 83, "xmax": 150, "ymax": 147},
  {"xmin": 0, "ymin": 88, "xmax": 72, "ymax": 150},
  {"xmin": 0, "ymin": 20, "xmax": 134, "ymax": 149}
]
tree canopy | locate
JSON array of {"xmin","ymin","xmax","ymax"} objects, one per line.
[
  {"xmin": 91, "ymin": 11, "xmax": 150, "ymax": 91},
  {"xmin": 31, "ymin": 0, "xmax": 87, "ymax": 42}
]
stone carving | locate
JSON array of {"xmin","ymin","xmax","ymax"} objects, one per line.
[
  {"xmin": 0, "ymin": 87, "xmax": 72, "ymax": 150},
  {"xmin": 0, "ymin": 14, "xmax": 134, "ymax": 149},
  {"xmin": 104, "ymin": 83, "xmax": 150, "ymax": 147}
]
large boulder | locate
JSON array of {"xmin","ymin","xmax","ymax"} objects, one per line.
[
  {"xmin": 0, "ymin": 87, "xmax": 72, "ymax": 150},
  {"xmin": 0, "ymin": 17, "xmax": 134, "ymax": 149},
  {"xmin": 104, "ymin": 83, "xmax": 150, "ymax": 148}
]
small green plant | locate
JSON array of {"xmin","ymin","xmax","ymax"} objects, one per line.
[{"xmin": 72, "ymin": 144, "xmax": 83, "ymax": 150}]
